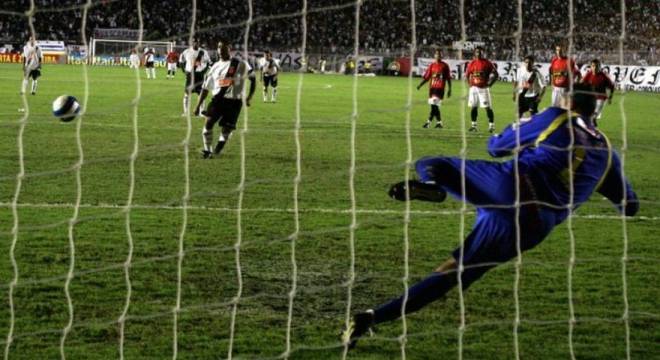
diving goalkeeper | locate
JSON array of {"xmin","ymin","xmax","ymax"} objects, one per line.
[{"xmin": 341, "ymin": 83, "xmax": 638, "ymax": 348}]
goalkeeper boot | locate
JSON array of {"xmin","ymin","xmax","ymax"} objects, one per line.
[
  {"xmin": 201, "ymin": 150, "xmax": 212, "ymax": 159},
  {"xmin": 422, "ymin": 121, "xmax": 431, "ymax": 128},
  {"xmin": 435, "ymin": 121, "xmax": 443, "ymax": 129},
  {"xmin": 389, "ymin": 180, "xmax": 447, "ymax": 203},
  {"xmin": 469, "ymin": 125, "xmax": 478, "ymax": 132},
  {"xmin": 341, "ymin": 310, "xmax": 375, "ymax": 350}
]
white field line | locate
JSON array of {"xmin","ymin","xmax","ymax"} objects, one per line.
[{"xmin": 0, "ymin": 201, "xmax": 659, "ymax": 221}]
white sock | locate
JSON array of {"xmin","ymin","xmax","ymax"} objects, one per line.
[
  {"xmin": 272, "ymin": 88, "xmax": 277, "ymax": 101},
  {"xmin": 151, "ymin": 68, "xmax": 156, "ymax": 78},
  {"xmin": 202, "ymin": 128, "xmax": 213, "ymax": 151},
  {"xmin": 183, "ymin": 94, "xmax": 189, "ymax": 113},
  {"xmin": 263, "ymin": 89, "xmax": 268, "ymax": 101},
  {"xmin": 31, "ymin": 80, "xmax": 38, "ymax": 93},
  {"xmin": 145, "ymin": 68, "xmax": 150, "ymax": 78},
  {"xmin": 471, "ymin": 121, "xmax": 477, "ymax": 127},
  {"xmin": 21, "ymin": 79, "xmax": 28, "ymax": 93}
]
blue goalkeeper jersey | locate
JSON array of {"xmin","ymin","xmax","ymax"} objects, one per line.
[{"xmin": 488, "ymin": 107, "xmax": 637, "ymax": 215}]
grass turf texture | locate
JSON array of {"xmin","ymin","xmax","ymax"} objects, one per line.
[{"xmin": 0, "ymin": 63, "xmax": 658, "ymax": 359}]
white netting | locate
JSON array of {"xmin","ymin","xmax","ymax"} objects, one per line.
[{"xmin": 2, "ymin": 0, "xmax": 657, "ymax": 358}]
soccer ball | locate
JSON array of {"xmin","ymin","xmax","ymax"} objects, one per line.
[{"xmin": 52, "ymin": 95, "xmax": 80, "ymax": 122}]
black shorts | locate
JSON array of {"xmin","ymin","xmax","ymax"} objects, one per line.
[
  {"xmin": 429, "ymin": 87, "xmax": 445, "ymax": 100},
  {"xmin": 518, "ymin": 94, "xmax": 539, "ymax": 114},
  {"xmin": 205, "ymin": 96, "xmax": 243, "ymax": 131},
  {"xmin": 263, "ymin": 74, "xmax": 278, "ymax": 88},
  {"xmin": 185, "ymin": 71, "xmax": 207, "ymax": 94},
  {"xmin": 145, "ymin": 61, "xmax": 154, "ymax": 68},
  {"xmin": 26, "ymin": 69, "xmax": 41, "ymax": 80}
]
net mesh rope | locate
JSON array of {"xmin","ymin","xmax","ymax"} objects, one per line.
[{"xmin": 1, "ymin": 0, "xmax": 650, "ymax": 358}]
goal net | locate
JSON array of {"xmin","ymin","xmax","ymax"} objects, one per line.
[
  {"xmin": 1, "ymin": 0, "xmax": 656, "ymax": 359},
  {"xmin": 90, "ymin": 38, "xmax": 174, "ymax": 66}
]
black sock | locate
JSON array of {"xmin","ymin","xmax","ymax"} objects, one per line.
[
  {"xmin": 214, "ymin": 140, "xmax": 226, "ymax": 154},
  {"xmin": 470, "ymin": 107, "xmax": 478, "ymax": 123},
  {"xmin": 431, "ymin": 105, "xmax": 440, "ymax": 120},
  {"xmin": 486, "ymin": 108, "xmax": 494, "ymax": 124}
]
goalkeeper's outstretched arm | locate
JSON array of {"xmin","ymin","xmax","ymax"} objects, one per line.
[{"xmin": 597, "ymin": 152, "xmax": 639, "ymax": 216}]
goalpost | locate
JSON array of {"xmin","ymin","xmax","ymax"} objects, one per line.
[{"xmin": 89, "ymin": 38, "xmax": 174, "ymax": 65}]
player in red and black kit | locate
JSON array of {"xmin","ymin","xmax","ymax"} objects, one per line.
[
  {"xmin": 549, "ymin": 44, "xmax": 581, "ymax": 106},
  {"xmin": 582, "ymin": 58, "xmax": 615, "ymax": 124},
  {"xmin": 417, "ymin": 49, "xmax": 452, "ymax": 128},
  {"xmin": 166, "ymin": 50, "xmax": 179, "ymax": 79},
  {"xmin": 466, "ymin": 46, "xmax": 498, "ymax": 132}
]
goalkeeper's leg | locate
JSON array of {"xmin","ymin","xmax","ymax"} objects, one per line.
[
  {"xmin": 343, "ymin": 207, "xmax": 558, "ymax": 349},
  {"xmin": 414, "ymin": 156, "xmax": 515, "ymax": 207},
  {"xmin": 343, "ymin": 215, "xmax": 503, "ymax": 349}
]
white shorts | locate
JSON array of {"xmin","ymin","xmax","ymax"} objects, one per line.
[
  {"xmin": 428, "ymin": 97, "xmax": 442, "ymax": 106},
  {"xmin": 168, "ymin": 63, "xmax": 177, "ymax": 71},
  {"xmin": 468, "ymin": 86, "xmax": 491, "ymax": 108},
  {"xmin": 551, "ymin": 87, "xmax": 569, "ymax": 107},
  {"xmin": 594, "ymin": 99, "xmax": 606, "ymax": 119}
]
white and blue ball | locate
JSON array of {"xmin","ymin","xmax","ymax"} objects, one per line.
[{"xmin": 52, "ymin": 95, "xmax": 80, "ymax": 122}]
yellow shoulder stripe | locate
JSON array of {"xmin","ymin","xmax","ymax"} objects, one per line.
[
  {"xmin": 595, "ymin": 132, "xmax": 613, "ymax": 190},
  {"xmin": 534, "ymin": 112, "xmax": 568, "ymax": 146}
]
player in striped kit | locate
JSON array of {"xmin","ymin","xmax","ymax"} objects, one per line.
[
  {"xmin": 21, "ymin": 36, "xmax": 42, "ymax": 95},
  {"xmin": 581, "ymin": 59, "xmax": 615, "ymax": 124},
  {"xmin": 166, "ymin": 49, "xmax": 179, "ymax": 79},
  {"xmin": 260, "ymin": 50, "xmax": 280, "ymax": 102},
  {"xmin": 466, "ymin": 46, "xmax": 498, "ymax": 132},
  {"xmin": 180, "ymin": 40, "xmax": 211, "ymax": 116},
  {"xmin": 549, "ymin": 44, "xmax": 581, "ymax": 107},
  {"xmin": 418, "ymin": 49, "xmax": 452, "ymax": 129},
  {"xmin": 513, "ymin": 55, "xmax": 546, "ymax": 119},
  {"xmin": 143, "ymin": 47, "xmax": 156, "ymax": 79},
  {"xmin": 194, "ymin": 40, "xmax": 256, "ymax": 159}
]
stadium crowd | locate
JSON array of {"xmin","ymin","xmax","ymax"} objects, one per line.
[{"xmin": 0, "ymin": 0, "xmax": 657, "ymax": 64}]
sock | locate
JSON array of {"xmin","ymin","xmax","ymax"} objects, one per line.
[
  {"xmin": 431, "ymin": 105, "xmax": 440, "ymax": 120},
  {"xmin": 263, "ymin": 89, "xmax": 268, "ymax": 101},
  {"xmin": 183, "ymin": 94, "xmax": 190, "ymax": 114},
  {"xmin": 21, "ymin": 79, "xmax": 28, "ymax": 93},
  {"xmin": 145, "ymin": 68, "xmax": 150, "ymax": 78},
  {"xmin": 151, "ymin": 68, "xmax": 156, "ymax": 78},
  {"xmin": 202, "ymin": 128, "xmax": 213, "ymax": 152},
  {"xmin": 372, "ymin": 264, "xmax": 494, "ymax": 325},
  {"xmin": 486, "ymin": 108, "xmax": 494, "ymax": 124},
  {"xmin": 470, "ymin": 107, "xmax": 478, "ymax": 123},
  {"xmin": 31, "ymin": 80, "xmax": 37, "ymax": 93},
  {"xmin": 373, "ymin": 272, "xmax": 457, "ymax": 324},
  {"xmin": 272, "ymin": 88, "xmax": 277, "ymax": 101},
  {"xmin": 214, "ymin": 134, "xmax": 228, "ymax": 154}
]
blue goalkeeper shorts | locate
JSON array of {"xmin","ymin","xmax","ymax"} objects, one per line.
[
  {"xmin": 453, "ymin": 207, "xmax": 562, "ymax": 269},
  {"xmin": 414, "ymin": 156, "xmax": 567, "ymax": 281}
]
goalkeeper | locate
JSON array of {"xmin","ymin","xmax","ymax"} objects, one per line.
[{"xmin": 342, "ymin": 83, "xmax": 638, "ymax": 348}]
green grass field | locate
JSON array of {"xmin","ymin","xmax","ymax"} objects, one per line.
[{"xmin": 0, "ymin": 63, "xmax": 658, "ymax": 359}]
